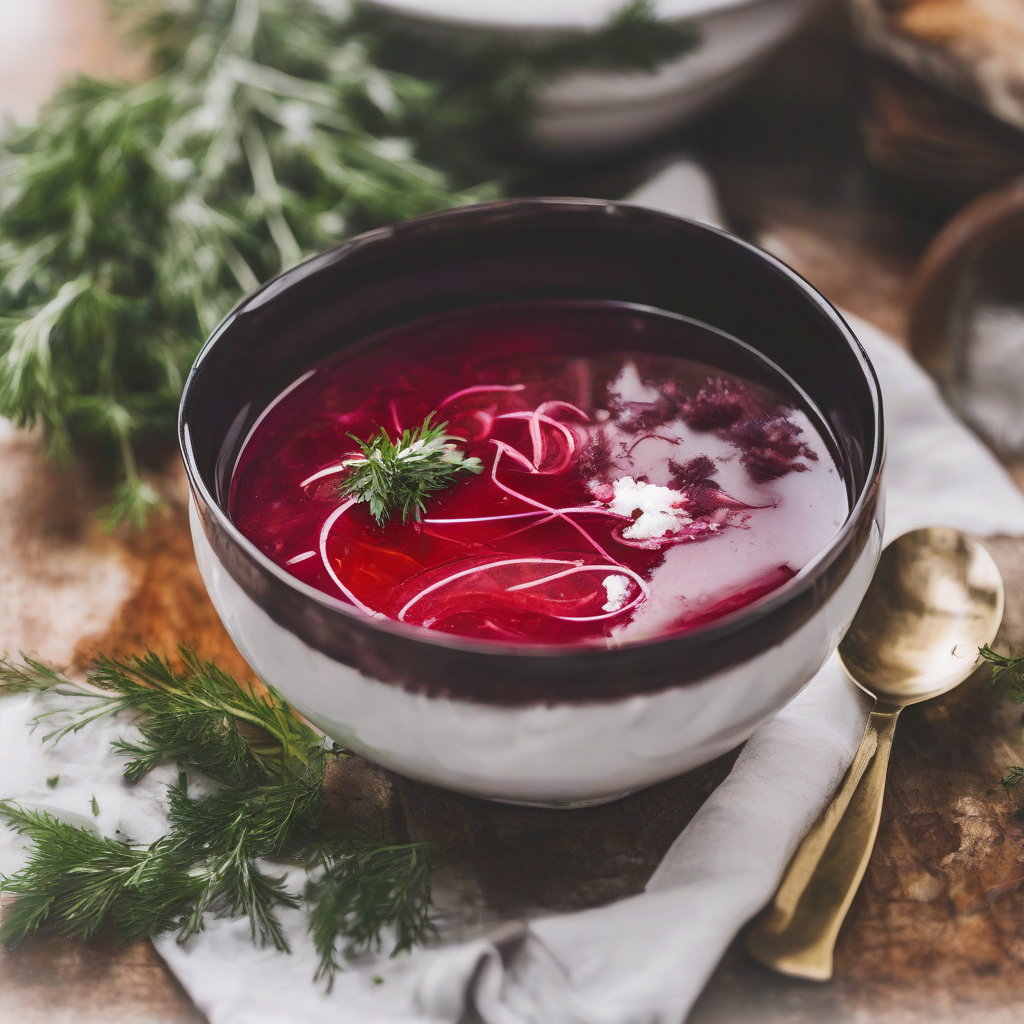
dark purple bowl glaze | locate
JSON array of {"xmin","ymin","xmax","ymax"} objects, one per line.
[{"xmin": 179, "ymin": 199, "xmax": 883, "ymax": 706}]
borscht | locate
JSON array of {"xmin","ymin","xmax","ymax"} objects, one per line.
[{"xmin": 229, "ymin": 301, "xmax": 848, "ymax": 645}]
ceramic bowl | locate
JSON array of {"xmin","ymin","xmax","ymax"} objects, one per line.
[
  {"xmin": 368, "ymin": 0, "xmax": 814, "ymax": 157},
  {"xmin": 179, "ymin": 199, "xmax": 884, "ymax": 806}
]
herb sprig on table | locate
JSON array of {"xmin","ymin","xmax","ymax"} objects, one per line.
[
  {"xmin": 0, "ymin": 0, "xmax": 696, "ymax": 527},
  {"xmin": 982, "ymin": 644, "xmax": 1024, "ymax": 790},
  {"xmin": 982, "ymin": 643, "xmax": 1024, "ymax": 702},
  {"xmin": 0, "ymin": 647, "xmax": 434, "ymax": 984}
]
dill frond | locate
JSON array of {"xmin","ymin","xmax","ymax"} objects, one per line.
[
  {"xmin": 980, "ymin": 647, "xmax": 1024, "ymax": 794},
  {"xmin": 167, "ymin": 771, "xmax": 325, "ymax": 950},
  {"xmin": 304, "ymin": 831, "xmax": 437, "ymax": 986},
  {"xmin": 339, "ymin": 413, "xmax": 483, "ymax": 525},
  {"xmin": 0, "ymin": 645, "xmax": 322, "ymax": 786},
  {"xmin": 982, "ymin": 644, "xmax": 1024, "ymax": 703},
  {"xmin": 0, "ymin": 803, "xmax": 203, "ymax": 947},
  {"xmin": 91, "ymin": 647, "xmax": 324, "ymax": 786},
  {"xmin": 0, "ymin": 654, "xmax": 83, "ymax": 696}
]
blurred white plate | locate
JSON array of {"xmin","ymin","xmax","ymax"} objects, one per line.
[{"xmin": 369, "ymin": 0, "xmax": 812, "ymax": 155}]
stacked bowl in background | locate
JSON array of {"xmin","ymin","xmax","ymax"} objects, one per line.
[{"xmin": 370, "ymin": 0, "xmax": 815, "ymax": 156}]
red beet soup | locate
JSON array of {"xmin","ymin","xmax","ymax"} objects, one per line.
[{"xmin": 230, "ymin": 301, "xmax": 848, "ymax": 645}]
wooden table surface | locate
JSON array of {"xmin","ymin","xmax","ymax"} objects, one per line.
[{"xmin": 4, "ymin": 2, "xmax": 1024, "ymax": 1021}]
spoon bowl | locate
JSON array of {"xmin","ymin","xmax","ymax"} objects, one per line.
[
  {"xmin": 839, "ymin": 526, "xmax": 1005, "ymax": 704},
  {"xmin": 747, "ymin": 526, "xmax": 1004, "ymax": 980}
]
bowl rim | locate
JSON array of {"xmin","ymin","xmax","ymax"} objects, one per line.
[
  {"xmin": 364, "ymin": 0, "xmax": 773, "ymax": 34},
  {"xmin": 180, "ymin": 196, "xmax": 883, "ymax": 664}
]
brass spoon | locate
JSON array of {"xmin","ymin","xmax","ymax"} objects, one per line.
[{"xmin": 746, "ymin": 527, "xmax": 1004, "ymax": 981}]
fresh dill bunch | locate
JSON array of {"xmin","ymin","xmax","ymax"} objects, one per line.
[
  {"xmin": 0, "ymin": 646, "xmax": 326, "ymax": 950},
  {"xmin": 0, "ymin": 645, "xmax": 439, "ymax": 975},
  {"xmin": 0, "ymin": 655, "xmax": 85, "ymax": 697},
  {"xmin": 0, "ymin": 645, "xmax": 322, "ymax": 786},
  {"xmin": 0, "ymin": 0, "xmax": 691, "ymax": 527},
  {"xmin": 0, "ymin": 803, "xmax": 204, "ymax": 947},
  {"xmin": 303, "ymin": 830, "xmax": 437, "ymax": 987},
  {"xmin": 982, "ymin": 644, "xmax": 1024, "ymax": 703},
  {"xmin": 168, "ymin": 769, "xmax": 324, "ymax": 866},
  {"xmin": 339, "ymin": 413, "xmax": 483, "ymax": 525},
  {"xmin": 0, "ymin": 789, "xmax": 437, "ymax": 964}
]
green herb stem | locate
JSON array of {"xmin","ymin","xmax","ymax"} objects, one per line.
[
  {"xmin": 982, "ymin": 643, "xmax": 1024, "ymax": 702},
  {"xmin": 305, "ymin": 832, "xmax": 437, "ymax": 987},
  {"xmin": 339, "ymin": 412, "xmax": 483, "ymax": 525}
]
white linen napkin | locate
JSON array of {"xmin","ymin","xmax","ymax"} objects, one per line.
[{"xmin": 4, "ymin": 166, "xmax": 1024, "ymax": 1024}]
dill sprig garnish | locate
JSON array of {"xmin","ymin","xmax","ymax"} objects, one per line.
[
  {"xmin": 0, "ymin": 0, "xmax": 694, "ymax": 528},
  {"xmin": 339, "ymin": 413, "xmax": 483, "ymax": 525},
  {"xmin": 0, "ymin": 646, "xmax": 437, "ymax": 978}
]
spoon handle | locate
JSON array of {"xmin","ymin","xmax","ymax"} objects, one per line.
[{"xmin": 745, "ymin": 702, "xmax": 901, "ymax": 980}]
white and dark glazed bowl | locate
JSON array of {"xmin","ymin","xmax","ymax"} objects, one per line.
[
  {"xmin": 368, "ymin": 0, "xmax": 814, "ymax": 157},
  {"xmin": 180, "ymin": 199, "xmax": 884, "ymax": 806}
]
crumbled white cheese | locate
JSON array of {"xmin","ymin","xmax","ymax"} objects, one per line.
[
  {"xmin": 607, "ymin": 477, "xmax": 690, "ymax": 540},
  {"xmin": 607, "ymin": 362, "xmax": 660, "ymax": 404},
  {"xmin": 602, "ymin": 574, "xmax": 631, "ymax": 612}
]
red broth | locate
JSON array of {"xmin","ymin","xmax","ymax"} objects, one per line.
[{"xmin": 230, "ymin": 302, "xmax": 848, "ymax": 645}]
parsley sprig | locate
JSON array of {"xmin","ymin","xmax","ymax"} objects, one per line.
[
  {"xmin": 339, "ymin": 413, "xmax": 483, "ymax": 525},
  {"xmin": 0, "ymin": 646, "xmax": 435, "ymax": 983}
]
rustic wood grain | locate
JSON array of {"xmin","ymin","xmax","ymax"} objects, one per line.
[
  {"xmin": 71, "ymin": 480, "xmax": 254, "ymax": 682},
  {"xmin": 393, "ymin": 750, "xmax": 740, "ymax": 920},
  {"xmin": 0, "ymin": 427, "xmax": 136, "ymax": 669},
  {"xmin": 859, "ymin": 58, "xmax": 1024, "ymax": 202},
  {"xmin": 0, "ymin": 920, "xmax": 205, "ymax": 1024},
  {"xmin": 685, "ymin": 0, "xmax": 947, "ymax": 342}
]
